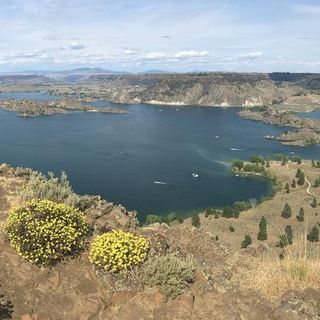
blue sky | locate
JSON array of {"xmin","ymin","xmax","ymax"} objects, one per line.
[{"xmin": 0, "ymin": 0, "xmax": 320, "ymax": 72}]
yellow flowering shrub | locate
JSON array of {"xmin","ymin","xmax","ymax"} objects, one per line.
[
  {"xmin": 5, "ymin": 199, "xmax": 90, "ymax": 266},
  {"xmin": 89, "ymin": 230, "xmax": 149, "ymax": 272}
]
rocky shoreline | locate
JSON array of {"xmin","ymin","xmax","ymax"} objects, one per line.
[
  {"xmin": 239, "ymin": 107, "xmax": 320, "ymax": 146},
  {"xmin": 0, "ymin": 98, "xmax": 128, "ymax": 117}
]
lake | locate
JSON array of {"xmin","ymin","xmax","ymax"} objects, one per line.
[{"xmin": 1, "ymin": 92, "xmax": 320, "ymax": 219}]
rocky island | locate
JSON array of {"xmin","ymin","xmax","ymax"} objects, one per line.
[
  {"xmin": 0, "ymin": 98, "xmax": 128, "ymax": 117},
  {"xmin": 239, "ymin": 107, "xmax": 320, "ymax": 146}
]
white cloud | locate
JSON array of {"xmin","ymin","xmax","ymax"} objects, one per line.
[
  {"xmin": 143, "ymin": 52, "xmax": 167, "ymax": 60},
  {"xmin": 70, "ymin": 42, "xmax": 85, "ymax": 50},
  {"xmin": 174, "ymin": 50, "xmax": 209, "ymax": 58}
]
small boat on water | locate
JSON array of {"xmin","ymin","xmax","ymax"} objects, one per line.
[
  {"xmin": 192, "ymin": 173, "xmax": 199, "ymax": 178},
  {"xmin": 214, "ymin": 135, "xmax": 220, "ymax": 138}
]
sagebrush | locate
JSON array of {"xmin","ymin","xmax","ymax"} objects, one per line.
[
  {"xmin": 139, "ymin": 254, "xmax": 196, "ymax": 298},
  {"xmin": 19, "ymin": 171, "xmax": 80, "ymax": 207}
]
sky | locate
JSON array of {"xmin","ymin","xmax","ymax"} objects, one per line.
[{"xmin": 0, "ymin": 0, "xmax": 320, "ymax": 73}]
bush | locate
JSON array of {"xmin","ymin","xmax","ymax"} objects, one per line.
[
  {"xmin": 145, "ymin": 215, "xmax": 161, "ymax": 225},
  {"xmin": 233, "ymin": 201, "xmax": 252, "ymax": 212},
  {"xmin": 241, "ymin": 235, "xmax": 252, "ymax": 248},
  {"xmin": 19, "ymin": 171, "xmax": 80, "ymax": 208},
  {"xmin": 89, "ymin": 230, "xmax": 149, "ymax": 272},
  {"xmin": 139, "ymin": 255, "xmax": 196, "ymax": 298},
  {"xmin": 229, "ymin": 226, "xmax": 235, "ymax": 232},
  {"xmin": 311, "ymin": 198, "xmax": 318, "ymax": 208},
  {"xmin": 281, "ymin": 203, "xmax": 292, "ymax": 219},
  {"xmin": 5, "ymin": 199, "xmax": 89, "ymax": 266},
  {"xmin": 307, "ymin": 226, "xmax": 319, "ymax": 242},
  {"xmin": 191, "ymin": 212, "xmax": 200, "ymax": 227},
  {"xmin": 296, "ymin": 207, "xmax": 305, "ymax": 222}
]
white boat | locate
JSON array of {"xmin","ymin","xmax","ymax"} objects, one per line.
[{"xmin": 192, "ymin": 173, "xmax": 199, "ymax": 178}]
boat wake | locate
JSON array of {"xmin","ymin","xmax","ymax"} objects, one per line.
[
  {"xmin": 154, "ymin": 181, "xmax": 167, "ymax": 185},
  {"xmin": 230, "ymin": 148, "xmax": 243, "ymax": 151}
]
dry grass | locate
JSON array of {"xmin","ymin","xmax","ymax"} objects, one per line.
[{"xmin": 239, "ymin": 232, "xmax": 320, "ymax": 301}]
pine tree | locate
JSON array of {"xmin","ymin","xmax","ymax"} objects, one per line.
[
  {"xmin": 285, "ymin": 225, "xmax": 293, "ymax": 244},
  {"xmin": 314, "ymin": 178, "xmax": 320, "ymax": 188},
  {"xmin": 297, "ymin": 171, "xmax": 305, "ymax": 186},
  {"xmin": 291, "ymin": 179, "xmax": 296, "ymax": 188},
  {"xmin": 311, "ymin": 198, "xmax": 318, "ymax": 208},
  {"xmin": 307, "ymin": 226, "xmax": 319, "ymax": 242},
  {"xmin": 295, "ymin": 168, "xmax": 302, "ymax": 178},
  {"xmin": 257, "ymin": 216, "xmax": 267, "ymax": 240},
  {"xmin": 191, "ymin": 212, "xmax": 200, "ymax": 228},
  {"xmin": 312, "ymin": 159, "xmax": 316, "ymax": 167},
  {"xmin": 285, "ymin": 183, "xmax": 290, "ymax": 193},
  {"xmin": 296, "ymin": 207, "xmax": 304, "ymax": 222},
  {"xmin": 241, "ymin": 235, "xmax": 252, "ymax": 248},
  {"xmin": 281, "ymin": 203, "xmax": 292, "ymax": 218},
  {"xmin": 266, "ymin": 161, "xmax": 270, "ymax": 168}
]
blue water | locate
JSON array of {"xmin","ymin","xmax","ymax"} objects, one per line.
[{"xmin": 1, "ymin": 93, "xmax": 319, "ymax": 219}]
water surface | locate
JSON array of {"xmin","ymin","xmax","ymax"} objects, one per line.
[{"xmin": 1, "ymin": 93, "xmax": 319, "ymax": 219}]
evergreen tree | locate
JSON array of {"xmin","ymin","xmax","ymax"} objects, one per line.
[
  {"xmin": 266, "ymin": 161, "xmax": 270, "ymax": 168},
  {"xmin": 314, "ymin": 178, "xmax": 320, "ymax": 188},
  {"xmin": 307, "ymin": 226, "xmax": 319, "ymax": 242},
  {"xmin": 297, "ymin": 171, "xmax": 305, "ymax": 185},
  {"xmin": 291, "ymin": 179, "xmax": 296, "ymax": 188},
  {"xmin": 191, "ymin": 212, "xmax": 200, "ymax": 228},
  {"xmin": 312, "ymin": 159, "xmax": 316, "ymax": 167},
  {"xmin": 285, "ymin": 225, "xmax": 293, "ymax": 245},
  {"xmin": 281, "ymin": 203, "xmax": 292, "ymax": 218},
  {"xmin": 296, "ymin": 207, "xmax": 305, "ymax": 222},
  {"xmin": 241, "ymin": 235, "xmax": 252, "ymax": 248},
  {"xmin": 311, "ymin": 198, "xmax": 318, "ymax": 208},
  {"xmin": 257, "ymin": 216, "xmax": 267, "ymax": 240},
  {"xmin": 285, "ymin": 183, "xmax": 290, "ymax": 193},
  {"xmin": 295, "ymin": 168, "xmax": 302, "ymax": 178}
]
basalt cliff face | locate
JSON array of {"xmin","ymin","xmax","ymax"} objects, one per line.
[{"xmin": 79, "ymin": 72, "xmax": 320, "ymax": 107}]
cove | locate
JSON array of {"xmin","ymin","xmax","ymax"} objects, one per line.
[{"xmin": 1, "ymin": 93, "xmax": 320, "ymax": 219}]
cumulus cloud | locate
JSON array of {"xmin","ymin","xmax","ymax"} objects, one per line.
[
  {"xmin": 70, "ymin": 42, "xmax": 85, "ymax": 50},
  {"xmin": 144, "ymin": 52, "xmax": 167, "ymax": 60},
  {"xmin": 174, "ymin": 50, "xmax": 209, "ymax": 58}
]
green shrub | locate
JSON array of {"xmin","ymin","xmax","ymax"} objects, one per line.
[
  {"xmin": 19, "ymin": 171, "xmax": 80, "ymax": 208},
  {"xmin": 5, "ymin": 199, "xmax": 90, "ymax": 266},
  {"xmin": 241, "ymin": 235, "xmax": 252, "ymax": 248},
  {"xmin": 281, "ymin": 203, "xmax": 292, "ymax": 219},
  {"xmin": 229, "ymin": 226, "xmax": 235, "ymax": 232},
  {"xmin": 145, "ymin": 215, "xmax": 162, "ymax": 225},
  {"xmin": 191, "ymin": 212, "xmax": 200, "ymax": 227},
  {"xmin": 139, "ymin": 255, "xmax": 196, "ymax": 298},
  {"xmin": 89, "ymin": 230, "xmax": 149, "ymax": 272}
]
